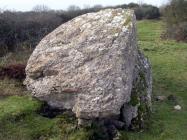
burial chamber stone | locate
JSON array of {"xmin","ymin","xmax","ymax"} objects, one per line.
[{"xmin": 24, "ymin": 9, "xmax": 152, "ymax": 128}]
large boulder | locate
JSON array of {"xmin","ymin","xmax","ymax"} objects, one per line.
[{"xmin": 24, "ymin": 9, "xmax": 152, "ymax": 128}]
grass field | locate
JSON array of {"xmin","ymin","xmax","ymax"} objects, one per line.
[{"xmin": 0, "ymin": 20, "xmax": 187, "ymax": 140}]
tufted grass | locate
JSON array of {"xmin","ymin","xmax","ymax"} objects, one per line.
[
  {"xmin": 0, "ymin": 20, "xmax": 186, "ymax": 140},
  {"xmin": 0, "ymin": 78, "xmax": 29, "ymax": 96}
]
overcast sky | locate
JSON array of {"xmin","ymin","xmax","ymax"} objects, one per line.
[{"xmin": 0, "ymin": 0, "xmax": 169, "ymax": 11}]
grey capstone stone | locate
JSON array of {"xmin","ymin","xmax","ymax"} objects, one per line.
[{"xmin": 24, "ymin": 8, "xmax": 152, "ymax": 127}]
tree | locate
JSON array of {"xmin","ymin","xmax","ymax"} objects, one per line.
[
  {"xmin": 83, "ymin": 4, "xmax": 91, "ymax": 9},
  {"xmin": 163, "ymin": 0, "xmax": 187, "ymax": 41},
  {"xmin": 67, "ymin": 5, "xmax": 80, "ymax": 11},
  {"xmin": 128, "ymin": 3, "xmax": 139, "ymax": 8},
  {"xmin": 32, "ymin": 5, "xmax": 51, "ymax": 12},
  {"xmin": 93, "ymin": 4, "xmax": 103, "ymax": 9}
]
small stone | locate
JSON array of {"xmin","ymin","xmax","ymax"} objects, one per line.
[
  {"xmin": 168, "ymin": 94, "xmax": 177, "ymax": 103},
  {"xmin": 167, "ymin": 94, "xmax": 178, "ymax": 105},
  {"xmin": 155, "ymin": 95, "xmax": 166, "ymax": 101},
  {"xmin": 110, "ymin": 120, "xmax": 125, "ymax": 130},
  {"xmin": 174, "ymin": 105, "xmax": 181, "ymax": 110},
  {"xmin": 112, "ymin": 132, "xmax": 121, "ymax": 140},
  {"xmin": 78, "ymin": 118, "xmax": 92, "ymax": 127}
]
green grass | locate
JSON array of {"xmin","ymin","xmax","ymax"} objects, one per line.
[
  {"xmin": 119, "ymin": 20, "xmax": 187, "ymax": 140},
  {"xmin": 0, "ymin": 20, "xmax": 186, "ymax": 140},
  {"xmin": 0, "ymin": 96, "xmax": 79, "ymax": 140},
  {"xmin": 0, "ymin": 96, "xmax": 102, "ymax": 140},
  {"xmin": 0, "ymin": 96, "xmax": 56, "ymax": 140},
  {"xmin": 0, "ymin": 78, "xmax": 29, "ymax": 96}
]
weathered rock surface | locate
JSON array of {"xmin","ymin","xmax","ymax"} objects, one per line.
[{"xmin": 24, "ymin": 9, "xmax": 152, "ymax": 128}]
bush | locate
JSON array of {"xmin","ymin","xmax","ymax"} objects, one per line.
[
  {"xmin": 134, "ymin": 7, "xmax": 144, "ymax": 20},
  {"xmin": 134, "ymin": 5, "xmax": 160, "ymax": 20},
  {"xmin": 0, "ymin": 46, "xmax": 8, "ymax": 57},
  {"xmin": 0, "ymin": 11, "xmax": 63, "ymax": 53},
  {"xmin": 128, "ymin": 3, "xmax": 139, "ymax": 8},
  {"xmin": 163, "ymin": 0, "xmax": 187, "ymax": 42},
  {"xmin": 0, "ymin": 64, "xmax": 26, "ymax": 80},
  {"xmin": 0, "ymin": 3, "xmax": 160, "ymax": 56},
  {"xmin": 142, "ymin": 5, "xmax": 160, "ymax": 19}
]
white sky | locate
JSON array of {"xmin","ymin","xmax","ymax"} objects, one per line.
[{"xmin": 0, "ymin": 0, "xmax": 169, "ymax": 11}]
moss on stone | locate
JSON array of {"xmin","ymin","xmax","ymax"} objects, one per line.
[
  {"xmin": 129, "ymin": 92, "xmax": 139, "ymax": 106},
  {"xmin": 129, "ymin": 71, "xmax": 146, "ymax": 107},
  {"xmin": 128, "ymin": 70, "xmax": 151, "ymax": 131},
  {"xmin": 123, "ymin": 15, "xmax": 132, "ymax": 26}
]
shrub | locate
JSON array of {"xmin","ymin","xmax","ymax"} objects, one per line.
[
  {"xmin": 128, "ymin": 3, "xmax": 139, "ymax": 8},
  {"xmin": 0, "ymin": 64, "xmax": 26, "ymax": 80},
  {"xmin": 0, "ymin": 11, "xmax": 63, "ymax": 53},
  {"xmin": 142, "ymin": 5, "xmax": 160, "ymax": 19},
  {"xmin": 0, "ymin": 3, "xmax": 160, "ymax": 55},
  {"xmin": 134, "ymin": 7, "xmax": 144, "ymax": 20},
  {"xmin": 134, "ymin": 5, "xmax": 160, "ymax": 20},
  {"xmin": 163, "ymin": 0, "xmax": 187, "ymax": 42},
  {"xmin": 0, "ymin": 46, "xmax": 8, "ymax": 57}
]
